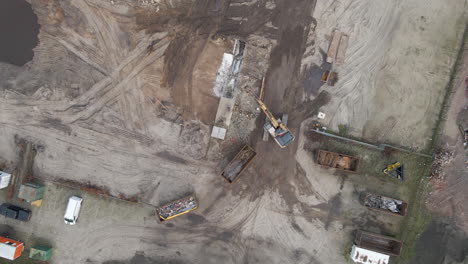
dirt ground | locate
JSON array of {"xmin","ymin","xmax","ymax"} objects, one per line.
[
  {"xmin": 304, "ymin": 0, "xmax": 467, "ymax": 151},
  {"xmin": 0, "ymin": 0, "xmax": 466, "ymax": 263}
]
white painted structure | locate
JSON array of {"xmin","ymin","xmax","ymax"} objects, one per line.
[
  {"xmin": 0, "ymin": 171, "xmax": 11, "ymax": 189},
  {"xmin": 213, "ymin": 53, "xmax": 234, "ymax": 98},
  {"xmin": 211, "ymin": 126, "xmax": 227, "ymax": 140},
  {"xmin": 350, "ymin": 245, "xmax": 389, "ymax": 264}
]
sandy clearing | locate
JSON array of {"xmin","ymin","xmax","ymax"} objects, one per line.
[{"xmin": 305, "ymin": 0, "xmax": 467, "ymax": 150}]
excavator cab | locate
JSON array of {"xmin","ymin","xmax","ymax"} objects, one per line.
[{"xmin": 263, "ymin": 120, "xmax": 294, "ymax": 148}]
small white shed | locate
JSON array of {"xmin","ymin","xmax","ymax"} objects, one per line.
[
  {"xmin": 211, "ymin": 126, "xmax": 227, "ymax": 140},
  {"xmin": 0, "ymin": 171, "xmax": 11, "ymax": 189},
  {"xmin": 350, "ymin": 245, "xmax": 389, "ymax": 264}
]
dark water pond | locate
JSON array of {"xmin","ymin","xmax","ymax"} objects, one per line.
[{"xmin": 0, "ymin": 0, "xmax": 40, "ymax": 66}]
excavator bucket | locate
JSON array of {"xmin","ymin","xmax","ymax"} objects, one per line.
[{"xmin": 384, "ymin": 162, "xmax": 404, "ymax": 181}]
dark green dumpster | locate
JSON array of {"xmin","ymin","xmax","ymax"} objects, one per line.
[
  {"xmin": 18, "ymin": 182, "xmax": 45, "ymax": 202},
  {"xmin": 29, "ymin": 245, "xmax": 52, "ymax": 261}
]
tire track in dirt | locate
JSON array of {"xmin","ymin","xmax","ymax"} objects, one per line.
[{"xmin": 311, "ymin": 0, "xmax": 401, "ymax": 134}]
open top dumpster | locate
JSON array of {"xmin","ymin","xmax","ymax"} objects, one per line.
[
  {"xmin": 157, "ymin": 195, "xmax": 198, "ymax": 222},
  {"xmin": 355, "ymin": 230, "xmax": 402, "ymax": 256},
  {"xmin": 29, "ymin": 245, "xmax": 52, "ymax": 261},
  {"xmin": 316, "ymin": 150, "xmax": 359, "ymax": 172},
  {"xmin": 18, "ymin": 182, "xmax": 45, "ymax": 202},
  {"xmin": 221, "ymin": 145, "xmax": 256, "ymax": 183},
  {"xmin": 362, "ymin": 193, "xmax": 408, "ymax": 216}
]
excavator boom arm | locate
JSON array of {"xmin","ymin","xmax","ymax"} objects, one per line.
[{"xmin": 257, "ymin": 99, "xmax": 280, "ymax": 128}]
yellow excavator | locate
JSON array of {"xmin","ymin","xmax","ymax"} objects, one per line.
[
  {"xmin": 251, "ymin": 78, "xmax": 295, "ymax": 148},
  {"xmin": 384, "ymin": 162, "xmax": 404, "ymax": 181}
]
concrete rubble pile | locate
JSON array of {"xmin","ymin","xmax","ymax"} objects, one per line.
[
  {"xmin": 430, "ymin": 150, "xmax": 454, "ymax": 180},
  {"xmin": 364, "ymin": 195, "xmax": 402, "ymax": 213},
  {"xmin": 158, "ymin": 196, "xmax": 197, "ymax": 218}
]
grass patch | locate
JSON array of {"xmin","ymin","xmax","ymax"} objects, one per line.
[
  {"xmin": 396, "ymin": 177, "xmax": 432, "ymax": 263},
  {"xmin": 392, "ymin": 21, "xmax": 467, "ymax": 263},
  {"xmin": 341, "ymin": 243, "xmax": 353, "ymax": 262},
  {"xmin": 337, "ymin": 124, "xmax": 350, "ymax": 136}
]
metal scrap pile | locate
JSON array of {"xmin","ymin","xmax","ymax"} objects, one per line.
[
  {"xmin": 223, "ymin": 160, "xmax": 243, "ymax": 181},
  {"xmin": 158, "ymin": 196, "xmax": 197, "ymax": 218},
  {"xmin": 430, "ymin": 151, "xmax": 454, "ymax": 180},
  {"xmin": 364, "ymin": 195, "xmax": 402, "ymax": 213}
]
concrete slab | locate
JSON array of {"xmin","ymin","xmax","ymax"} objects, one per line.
[
  {"xmin": 213, "ymin": 53, "xmax": 234, "ymax": 98},
  {"xmin": 214, "ymin": 97, "xmax": 235, "ymax": 127},
  {"xmin": 211, "ymin": 126, "xmax": 227, "ymax": 140}
]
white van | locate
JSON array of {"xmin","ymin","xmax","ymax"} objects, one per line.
[{"xmin": 64, "ymin": 196, "xmax": 83, "ymax": 225}]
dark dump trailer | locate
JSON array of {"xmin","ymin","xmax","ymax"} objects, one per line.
[
  {"xmin": 355, "ymin": 230, "xmax": 403, "ymax": 256},
  {"xmin": 221, "ymin": 145, "xmax": 256, "ymax": 183},
  {"xmin": 157, "ymin": 195, "xmax": 198, "ymax": 222},
  {"xmin": 362, "ymin": 193, "xmax": 408, "ymax": 216},
  {"xmin": 316, "ymin": 150, "xmax": 359, "ymax": 173}
]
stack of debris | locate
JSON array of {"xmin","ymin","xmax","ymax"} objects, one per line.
[
  {"xmin": 337, "ymin": 156, "xmax": 351, "ymax": 169},
  {"xmin": 364, "ymin": 194, "xmax": 403, "ymax": 214},
  {"xmin": 430, "ymin": 150, "xmax": 454, "ymax": 189},
  {"xmin": 430, "ymin": 151, "xmax": 454, "ymax": 180},
  {"xmin": 158, "ymin": 196, "xmax": 198, "ymax": 219}
]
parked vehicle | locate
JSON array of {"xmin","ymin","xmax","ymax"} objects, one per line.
[
  {"xmin": 0, "ymin": 203, "xmax": 31, "ymax": 222},
  {"xmin": 64, "ymin": 196, "xmax": 83, "ymax": 225}
]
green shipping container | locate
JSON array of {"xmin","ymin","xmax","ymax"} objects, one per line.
[
  {"xmin": 18, "ymin": 182, "xmax": 45, "ymax": 202},
  {"xmin": 29, "ymin": 245, "xmax": 52, "ymax": 261}
]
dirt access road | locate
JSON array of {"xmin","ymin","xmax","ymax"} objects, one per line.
[{"xmin": 426, "ymin": 29, "xmax": 468, "ymax": 234}]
